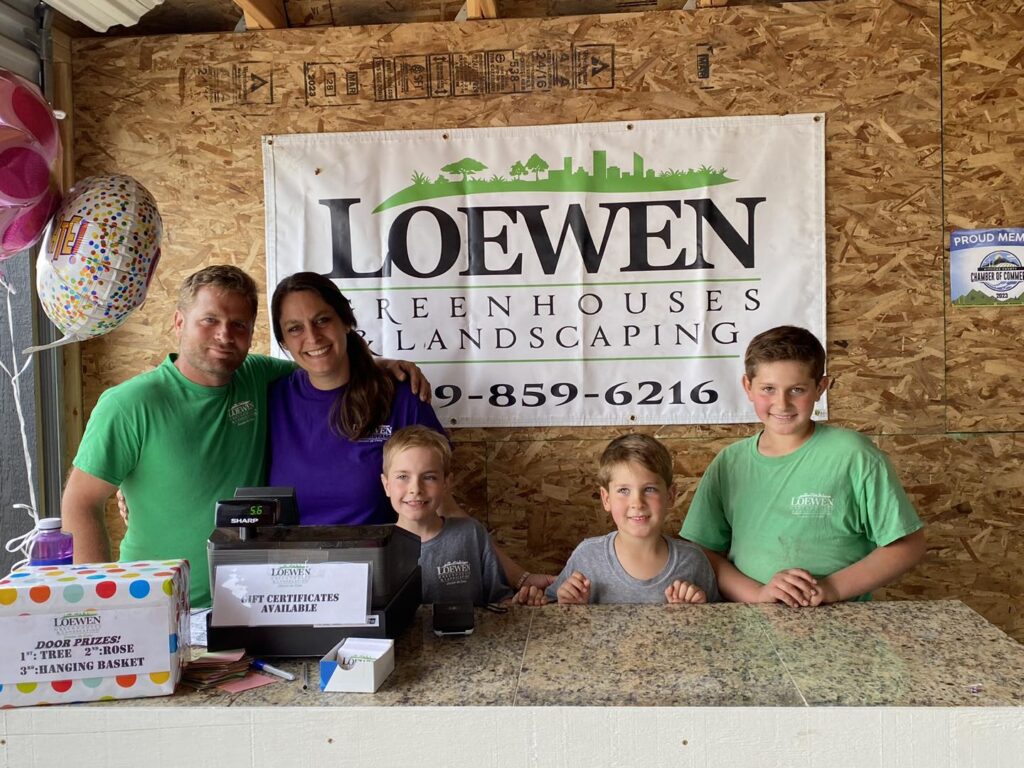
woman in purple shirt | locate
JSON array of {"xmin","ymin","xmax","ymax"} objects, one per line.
[
  {"xmin": 267, "ymin": 272, "xmax": 554, "ymax": 592},
  {"xmin": 267, "ymin": 272, "xmax": 447, "ymax": 525}
]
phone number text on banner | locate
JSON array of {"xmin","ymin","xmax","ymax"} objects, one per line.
[{"xmin": 264, "ymin": 114, "xmax": 826, "ymax": 427}]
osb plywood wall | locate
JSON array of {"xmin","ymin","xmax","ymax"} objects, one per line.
[
  {"xmin": 934, "ymin": 0, "xmax": 1024, "ymax": 639},
  {"xmin": 69, "ymin": 0, "xmax": 1024, "ymax": 640},
  {"xmin": 943, "ymin": 0, "xmax": 1024, "ymax": 431}
]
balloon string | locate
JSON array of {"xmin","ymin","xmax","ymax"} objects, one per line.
[
  {"xmin": 0, "ymin": 272, "xmax": 40, "ymax": 572},
  {"xmin": 5, "ymin": 504, "xmax": 40, "ymax": 571}
]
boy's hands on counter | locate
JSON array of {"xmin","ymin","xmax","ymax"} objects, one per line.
[
  {"xmin": 556, "ymin": 571, "xmax": 591, "ymax": 604},
  {"xmin": 758, "ymin": 568, "xmax": 820, "ymax": 608},
  {"xmin": 513, "ymin": 585, "xmax": 549, "ymax": 606},
  {"xmin": 524, "ymin": 573, "xmax": 555, "ymax": 590},
  {"xmin": 807, "ymin": 577, "xmax": 838, "ymax": 606},
  {"xmin": 665, "ymin": 580, "xmax": 706, "ymax": 604}
]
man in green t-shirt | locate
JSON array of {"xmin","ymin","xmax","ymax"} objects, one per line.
[{"xmin": 61, "ymin": 265, "xmax": 424, "ymax": 607}]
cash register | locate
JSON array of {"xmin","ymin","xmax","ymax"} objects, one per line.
[{"xmin": 205, "ymin": 487, "xmax": 422, "ymax": 656}]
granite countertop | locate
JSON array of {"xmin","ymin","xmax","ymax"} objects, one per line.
[{"xmin": 103, "ymin": 600, "xmax": 1024, "ymax": 707}]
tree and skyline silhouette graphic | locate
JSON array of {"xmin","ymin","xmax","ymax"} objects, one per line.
[
  {"xmin": 372, "ymin": 149, "xmax": 735, "ymax": 212},
  {"xmin": 953, "ymin": 290, "xmax": 1024, "ymax": 305}
]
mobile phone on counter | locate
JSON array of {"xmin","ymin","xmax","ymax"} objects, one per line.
[{"xmin": 432, "ymin": 602, "xmax": 475, "ymax": 636}]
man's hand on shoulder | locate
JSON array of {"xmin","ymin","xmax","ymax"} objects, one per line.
[
  {"xmin": 117, "ymin": 488, "xmax": 129, "ymax": 526},
  {"xmin": 376, "ymin": 358, "xmax": 431, "ymax": 402}
]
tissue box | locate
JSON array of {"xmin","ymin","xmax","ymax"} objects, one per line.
[
  {"xmin": 0, "ymin": 560, "xmax": 189, "ymax": 707},
  {"xmin": 320, "ymin": 637, "xmax": 394, "ymax": 693}
]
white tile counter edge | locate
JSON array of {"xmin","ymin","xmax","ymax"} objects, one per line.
[{"xmin": 3, "ymin": 706, "xmax": 1024, "ymax": 767}]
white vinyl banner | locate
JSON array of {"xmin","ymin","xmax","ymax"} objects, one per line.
[{"xmin": 264, "ymin": 114, "xmax": 826, "ymax": 427}]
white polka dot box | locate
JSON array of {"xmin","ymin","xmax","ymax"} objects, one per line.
[{"xmin": 0, "ymin": 560, "xmax": 190, "ymax": 707}]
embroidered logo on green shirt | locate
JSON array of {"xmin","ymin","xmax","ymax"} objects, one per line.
[
  {"xmin": 790, "ymin": 493, "xmax": 834, "ymax": 518},
  {"xmin": 228, "ymin": 400, "xmax": 256, "ymax": 426}
]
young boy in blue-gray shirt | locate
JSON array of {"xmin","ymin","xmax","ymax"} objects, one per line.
[
  {"xmin": 519, "ymin": 434, "xmax": 718, "ymax": 605},
  {"xmin": 382, "ymin": 425, "xmax": 512, "ymax": 606}
]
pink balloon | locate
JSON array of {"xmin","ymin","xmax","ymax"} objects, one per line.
[
  {"xmin": 0, "ymin": 128, "xmax": 50, "ymax": 206},
  {"xmin": 0, "ymin": 68, "xmax": 62, "ymax": 261},
  {"xmin": 0, "ymin": 187, "xmax": 59, "ymax": 259},
  {"xmin": 0, "ymin": 71, "xmax": 59, "ymax": 163}
]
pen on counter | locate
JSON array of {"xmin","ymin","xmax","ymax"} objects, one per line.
[{"xmin": 251, "ymin": 659, "xmax": 295, "ymax": 681}]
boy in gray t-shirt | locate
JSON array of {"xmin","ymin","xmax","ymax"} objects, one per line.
[
  {"xmin": 521, "ymin": 434, "xmax": 718, "ymax": 605},
  {"xmin": 545, "ymin": 532, "xmax": 719, "ymax": 604},
  {"xmin": 382, "ymin": 426, "xmax": 512, "ymax": 606}
]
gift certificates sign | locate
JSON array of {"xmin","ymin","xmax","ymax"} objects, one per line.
[
  {"xmin": 211, "ymin": 562, "xmax": 371, "ymax": 627},
  {"xmin": 264, "ymin": 114, "xmax": 826, "ymax": 426}
]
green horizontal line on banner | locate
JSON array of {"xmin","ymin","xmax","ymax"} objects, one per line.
[
  {"xmin": 416, "ymin": 355, "xmax": 741, "ymax": 364},
  {"xmin": 340, "ymin": 278, "xmax": 761, "ymax": 292}
]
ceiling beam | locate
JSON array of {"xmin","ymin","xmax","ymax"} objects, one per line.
[
  {"xmin": 233, "ymin": 0, "xmax": 288, "ymax": 29},
  {"xmin": 465, "ymin": 0, "xmax": 500, "ymax": 20}
]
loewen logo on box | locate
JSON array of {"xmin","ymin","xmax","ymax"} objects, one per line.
[{"xmin": 53, "ymin": 611, "xmax": 102, "ymax": 637}]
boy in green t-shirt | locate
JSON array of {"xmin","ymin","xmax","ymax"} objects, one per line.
[{"xmin": 680, "ymin": 326, "xmax": 925, "ymax": 606}]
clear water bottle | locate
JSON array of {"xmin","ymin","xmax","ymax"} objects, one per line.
[{"xmin": 28, "ymin": 518, "xmax": 74, "ymax": 566}]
